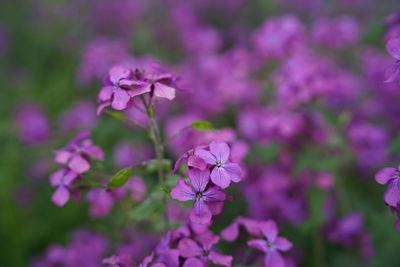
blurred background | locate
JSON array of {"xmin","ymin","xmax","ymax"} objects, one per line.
[{"xmin": 1, "ymin": 0, "xmax": 400, "ymax": 266}]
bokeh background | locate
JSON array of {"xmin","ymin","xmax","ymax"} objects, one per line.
[{"xmin": 1, "ymin": 0, "xmax": 400, "ymax": 266}]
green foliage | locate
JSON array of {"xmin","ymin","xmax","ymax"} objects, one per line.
[
  {"xmin": 107, "ymin": 168, "xmax": 132, "ymax": 189},
  {"xmin": 191, "ymin": 120, "xmax": 214, "ymax": 131}
]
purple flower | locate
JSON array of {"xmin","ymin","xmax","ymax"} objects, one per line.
[
  {"xmin": 385, "ymin": 38, "xmax": 400, "ymax": 83},
  {"xmin": 196, "ymin": 141, "xmax": 242, "ymax": 189},
  {"xmin": 136, "ymin": 71, "xmax": 177, "ymax": 101},
  {"xmin": 97, "ymin": 65, "xmax": 150, "ymax": 114},
  {"xmin": 103, "ymin": 254, "xmax": 134, "ymax": 267},
  {"xmin": 375, "ymin": 165, "xmax": 400, "ymax": 207},
  {"xmin": 86, "ymin": 188, "xmax": 116, "ymax": 218},
  {"xmin": 221, "ymin": 217, "xmax": 262, "ymax": 242},
  {"xmin": 54, "ymin": 131, "xmax": 104, "ymax": 174},
  {"xmin": 247, "ymin": 220, "xmax": 292, "ymax": 267},
  {"xmin": 178, "ymin": 231, "xmax": 233, "ymax": 267},
  {"xmin": 170, "ymin": 168, "xmax": 226, "ymax": 224},
  {"xmin": 49, "ymin": 168, "xmax": 79, "ymax": 206},
  {"xmin": 171, "ymin": 148, "xmax": 207, "ymax": 175}
]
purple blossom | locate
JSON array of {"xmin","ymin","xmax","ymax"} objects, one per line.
[
  {"xmin": 49, "ymin": 168, "xmax": 79, "ymax": 207},
  {"xmin": 97, "ymin": 65, "xmax": 149, "ymax": 114},
  {"xmin": 221, "ymin": 217, "xmax": 262, "ymax": 242},
  {"xmin": 59, "ymin": 101, "xmax": 97, "ymax": 131},
  {"xmin": 170, "ymin": 168, "xmax": 226, "ymax": 224},
  {"xmin": 196, "ymin": 141, "xmax": 242, "ymax": 189},
  {"xmin": 247, "ymin": 220, "xmax": 293, "ymax": 267},
  {"xmin": 102, "ymin": 254, "xmax": 134, "ymax": 267},
  {"xmin": 178, "ymin": 231, "xmax": 233, "ymax": 267},
  {"xmin": 54, "ymin": 131, "xmax": 104, "ymax": 174},
  {"xmin": 385, "ymin": 38, "xmax": 400, "ymax": 83}
]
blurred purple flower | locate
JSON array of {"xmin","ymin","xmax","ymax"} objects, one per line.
[
  {"xmin": 59, "ymin": 101, "xmax": 97, "ymax": 131},
  {"xmin": 49, "ymin": 168, "xmax": 79, "ymax": 207},
  {"xmin": 385, "ymin": 38, "xmax": 400, "ymax": 83}
]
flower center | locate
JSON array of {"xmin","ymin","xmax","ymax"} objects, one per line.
[
  {"xmin": 196, "ymin": 192, "xmax": 203, "ymax": 198},
  {"xmin": 216, "ymin": 162, "xmax": 222, "ymax": 167}
]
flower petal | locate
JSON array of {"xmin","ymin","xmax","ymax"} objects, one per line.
[
  {"xmin": 203, "ymin": 186, "xmax": 226, "ymax": 202},
  {"xmin": 154, "ymin": 82, "xmax": 176, "ymax": 100},
  {"xmin": 195, "ymin": 148, "xmax": 216, "ymax": 165},
  {"xmin": 109, "ymin": 65, "xmax": 131, "ymax": 84},
  {"xmin": 98, "ymin": 86, "xmax": 114, "ymax": 102},
  {"xmin": 208, "ymin": 251, "xmax": 233, "ymax": 267},
  {"xmin": 384, "ymin": 179, "xmax": 400, "ymax": 207},
  {"xmin": 223, "ymin": 163, "xmax": 242, "ymax": 182},
  {"xmin": 68, "ymin": 154, "xmax": 90, "ymax": 174},
  {"xmin": 209, "ymin": 141, "xmax": 230, "ymax": 164},
  {"xmin": 221, "ymin": 222, "xmax": 240, "ymax": 242},
  {"xmin": 189, "ymin": 168, "xmax": 210, "ymax": 193},
  {"xmin": 260, "ymin": 220, "xmax": 279, "ymax": 242},
  {"xmin": 386, "ymin": 38, "xmax": 400, "ymax": 60},
  {"xmin": 274, "ymin": 237, "xmax": 293, "ymax": 252},
  {"xmin": 178, "ymin": 238, "xmax": 203, "ymax": 258},
  {"xmin": 96, "ymin": 101, "xmax": 111, "ymax": 115},
  {"xmin": 170, "ymin": 180, "xmax": 195, "ymax": 201},
  {"xmin": 112, "ymin": 88, "xmax": 131, "ymax": 110},
  {"xmin": 375, "ymin": 167, "xmax": 396, "ymax": 184},
  {"xmin": 182, "ymin": 257, "xmax": 204, "ymax": 267},
  {"xmin": 207, "ymin": 201, "xmax": 224, "ymax": 215},
  {"xmin": 128, "ymin": 83, "xmax": 152, "ymax": 98},
  {"xmin": 247, "ymin": 239, "xmax": 268, "ymax": 253},
  {"xmin": 52, "ymin": 186, "xmax": 70, "ymax": 207},
  {"xmin": 190, "ymin": 199, "xmax": 212, "ymax": 224},
  {"xmin": 384, "ymin": 62, "xmax": 400, "ymax": 83},
  {"xmin": 211, "ymin": 167, "xmax": 231, "ymax": 189},
  {"xmin": 265, "ymin": 250, "xmax": 285, "ymax": 267},
  {"xmin": 54, "ymin": 150, "xmax": 72, "ymax": 164}
]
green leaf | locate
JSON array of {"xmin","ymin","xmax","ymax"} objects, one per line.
[
  {"xmin": 191, "ymin": 120, "xmax": 213, "ymax": 131},
  {"xmin": 389, "ymin": 133, "xmax": 400, "ymax": 154},
  {"xmin": 107, "ymin": 168, "xmax": 132, "ymax": 189},
  {"xmin": 106, "ymin": 110, "xmax": 127, "ymax": 122}
]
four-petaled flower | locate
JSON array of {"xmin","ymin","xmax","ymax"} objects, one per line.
[
  {"xmin": 247, "ymin": 220, "xmax": 293, "ymax": 267},
  {"xmin": 49, "ymin": 168, "xmax": 79, "ymax": 207},
  {"xmin": 196, "ymin": 141, "xmax": 242, "ymax": 189},
  {"xmin": 170, "ymin": 168, "xmax": 226, "ymax": 224}
]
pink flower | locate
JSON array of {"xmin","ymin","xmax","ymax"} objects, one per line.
[
  {"xmin": 196, "ymin": 141, "xmax": 242, "ymax": 189},
  {"xmin": 49, "ymin": 168, "xmax": 79, "ymax": 207},
  {"xmin": 247, "ymin": 220, "xmax": 293, "ymax": 267},
  {"xmin": 170, "ymin": 169, "xmax": 226, "ymax": 224}
]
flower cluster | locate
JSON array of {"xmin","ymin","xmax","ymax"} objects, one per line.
[
  {"xmin": 49, "ymin": 131, "xmax": 104, "ymax": 206},
  {"xmin": 97, "ymin": 64, "xmax": 180, "ymax": 114}
]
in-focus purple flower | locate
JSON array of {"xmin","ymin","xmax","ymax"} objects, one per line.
[
  {"xmin": 196, "ymin": 141, "xmax": 242, "ymax": 189},
  {"xmin": 170, "ymin": 168, "xmax": 226, "ymax": 224},
  {"xmin": 178, "ymin": 231, "xmax": 232, "ymax": 267},
  {"xmin": 54, "ymin": 131, "xmax": 104, "ymax": 174},
  {"xmin": 136, "ymin": 71, "xmax": 177, "ymax": 101},
  {"xmin": 375, "ymin": 165, "xmax": 400, "ymax": 207},
  {"xmin": 49, "ymin": 168, "xmax": 79, "ymax": 206},
  {"xmin": 97, "ymin": 65, "xmax": 150, "ymax": 114},
  {"xmin": 171, "ymin": 148, "xmax": 207, "ymax": 175},
  {"xmin": 247, "ymin": 220, "xmax": 293, "ymax": 267}
]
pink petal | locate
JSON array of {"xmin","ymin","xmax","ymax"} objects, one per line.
[
  {"xmin": 203, "ymin": 186, "xmax": 226, "ymax": 202},
  {"xmin": 190, "ymin": 199, "xmax": 212, "ymax": 224},
  {"xmin": 178, "ymin": 238, "xmax": 203, "ymax": 258},
  {"xmin": 375, "ymin": 168, "xmax": 396, "ymax": 184},
  {"xmin": 274, "ymin": 237, "xmax": 292, "ymax": 252},
  {"xmin": 109, "ymin": 65, "xmax": 131, "ymax": 83},
  {"xmin": 170, "ymin": 180, "xmax": 196, "ymax": 201},
  {"xmin": 384, "ymin": 179, "xmax": 400, "ymax": 207},
  {"xmin": 384, "ymin": 62, "xmax": 400, "ymax": 83},
  {"xmin": 189, "ymin": 168, "xmax": 210, "ymax": 193},
  {"xmin": 237, "ymin": 217, "xmax": 262, "ymax": 236},
  {"xmin": 128, "ymin": 83, "xmax": 152, "ymax": 98},
  {"xmin": 223, "ymin": 163, "xmax": 242, "ymax": 182},
  {"xmin": 386, "ymin": 38, "xmax": 400, "ymax": 60},
  {"xmin": 96, "ymin": 101, "xmax": 111, "ymax": 115},
  {"xmin": 211, "ymin": 167, "xmax": 231, "ymax": 189},
  {"xmin": 54, "ymin": 150, "xmax": 72, "ymax": 164},
  {"xmin": 207, "ymin": 201, "xmax": 224, "ymax": 215},
  {"xmin": 260, "ymin": 220, "xmax": 279, "ymax": 242},
  {"xmin": 265, "ymin": 250, "xmax": 285, "ymax": 267},
  {"xmin": 182, "ymin": 258, "xmax": 204, "ymax": 267},
  {"xmin": 188, "ymin": 154, "xmax": 207, "ymax": 170},
  {"xmin": 98, "ymin": 86, "xmax": 113, "ymax": 102},
  {"xmin": 221, "ymin": 222, "xmax": 240, "ymax": 242},
  {"xmin": 83, "ymin": 144, "xmax": 104, "ymax": 161},
  {"xmin": 112, "ymin": 88, "xmax": 131, "ymax": 110},
  {"xmin": 52, "ymin": 186, "xmax": 70, "ymax": 207},
  {"xmin": 68, "ymin": 154, "xmax": 90, "ymax": 174},
  {"xmin": 154, "ymin": 82, "xmax": 176, "ymax": 100},
  {"xmin": 208, "ymin": 251, "xmax": 233, "ymax": 267},
  {"xmin": 49, "ymin": 169, "xmax": 66, "ymax": 186},
  {"xmin": 196, "ymin": 148, "xmax": 217, "ymax": 165},
  {"xmin": 209, "ymin": 141, "xmax": 230, "ymax": 164}
]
